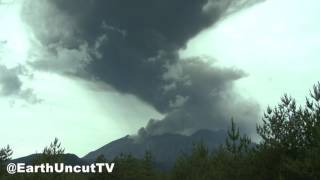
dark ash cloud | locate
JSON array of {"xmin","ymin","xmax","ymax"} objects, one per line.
[{"xmin": 22, "ymin": 0, "xmax": 263, "ymax": 136}]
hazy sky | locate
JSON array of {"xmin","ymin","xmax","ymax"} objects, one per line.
[
  {"xmin": 0, "ymin": 0, "xmax": 163, "ymax": 157},
  {"xmin": 0, "ymin": 0, "xmax": 319, "ymax": 158},
  {"xmin": 181, "ymin": 0, "xmax": 320, "ymax": 109}
]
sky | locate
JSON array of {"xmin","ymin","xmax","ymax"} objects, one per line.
[
  {"xmin": 181, "ymin": 0, "xmax": 320, "ymax": 109},
  {"xmin": 0, "ymin": 0, "xmax": 163, "ymax": 157},
  {"xmin": 0, "ymin": 0, "xmax": 319, "ymax": 158}
]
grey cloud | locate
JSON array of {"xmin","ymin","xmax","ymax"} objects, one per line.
[
  {"xmin": 0, "ymin": 38, "xmax": 41, "ymax": 104},
  {"xmin": 22, "ymin": 0, "xmax": 79, "ymax": 47},
  {"xmin": 138, "ymin": 59, "xmax": 258, "ymax": 135},
  {"xmin": 18, "ymin": 88, "xmax": 42, "ymax": 104},
  {"xmin": 0, "ymin": 65, "xmax": 41, "ymax": 104},
  {"xmin": 22, "ymin": 0, "xmax": 263, "ymax": 136},
  {"xmin": 0, "ymin": 65, "xmax": 22, "ymax": 96},
  {"xmin": 30, "ymin": 43, "xmax": 94, "ymax": 74},
  {"xmin": 169, "ymin": 95, "xmax": 189, "ymax": 109}
]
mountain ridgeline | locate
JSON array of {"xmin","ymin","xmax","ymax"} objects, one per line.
[
  {"xmin": 9, "ymin": 129, "xmax": 227, "ymax": 169},
  {"xmin": 83, "ymin": 129, "xmax": 227, "ymax": 167}
]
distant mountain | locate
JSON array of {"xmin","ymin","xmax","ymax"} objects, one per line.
[
  {"xmin": 83, "ymin": 129, "xmax": 226, "ymax": 168},
  {"xmin": 11, "ymin": 153, "xmax": 88, "ymax": 166},
  {"xmin": 10, "ymin": 129, "xmax": 227, "ymax": 169}
]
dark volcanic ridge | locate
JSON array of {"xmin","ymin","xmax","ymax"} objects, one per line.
[{"xmin": 12, "ymin": 129, "xmax": 229, "ymax": 169}]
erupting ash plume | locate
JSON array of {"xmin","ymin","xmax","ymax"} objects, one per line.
[{"xmin": 22, "ymin": 0, "xmax": 264, "ymax": 137}]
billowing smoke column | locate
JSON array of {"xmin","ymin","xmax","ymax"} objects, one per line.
[{"xmin": 22, "ymin": 0, "xmax": 262, "ymax": 136}]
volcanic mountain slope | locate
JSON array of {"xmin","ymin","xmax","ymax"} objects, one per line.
[
  {"xmin": 11, "ymin": 129, "xmax": 227, "ymax": 169},
  {"xmin": 83, "ymin": 129, "xmax": 226, "ymax": 167}
]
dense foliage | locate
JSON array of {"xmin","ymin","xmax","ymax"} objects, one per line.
[{"xmin": 1, "ymin": 83, "xmax": 319, "ymax": 180}]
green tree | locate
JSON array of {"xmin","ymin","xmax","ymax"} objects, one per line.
[
  {"xmin": 142, "ymin": 151, "xmax": 155, "ymax": 178},
  {"xmin": 255, "ymin": 82, "xmax": 320, "ymax": 180},
  {"xmin": 225, "ymin": 118, "xmax": 251, "ymax": 155},
  {"xmin": 90, "ymin": 154, "xmax": 108, "ymax": 180},
  {"xmin": 107, "ymin": 153, "xmax": 160, "ymax": 180},
  {"xmin": 0, "ymin": 145, "xmax": 13, "ymax": 162},
  {"xmin": 95, "ymin": 154, "xmax": 107, "ymax": 163},
  {"xmin": 30, "ymin": 138, "xmax": 65, "ymax": 180},
  {"xmin": 207, "ymin": 119, "xmax": 254, "ymax": 180},
  {"xmin": 225, "ymin": 118, "xmax": 240, "ymax": 154},
  {"xmin": 35, "ymin": 137, "xmax": 65, "ymax": 164},
  {"xmin": 171, "ymin": 142, "xmax": 213, "ymax": 180},
  {"xmin": 257, "ymin": 84, "xmax": 320, "ymax": 155},
  {"xmin": 0, "ymin": 145, "xmax": 13, "ymax": 177}
]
